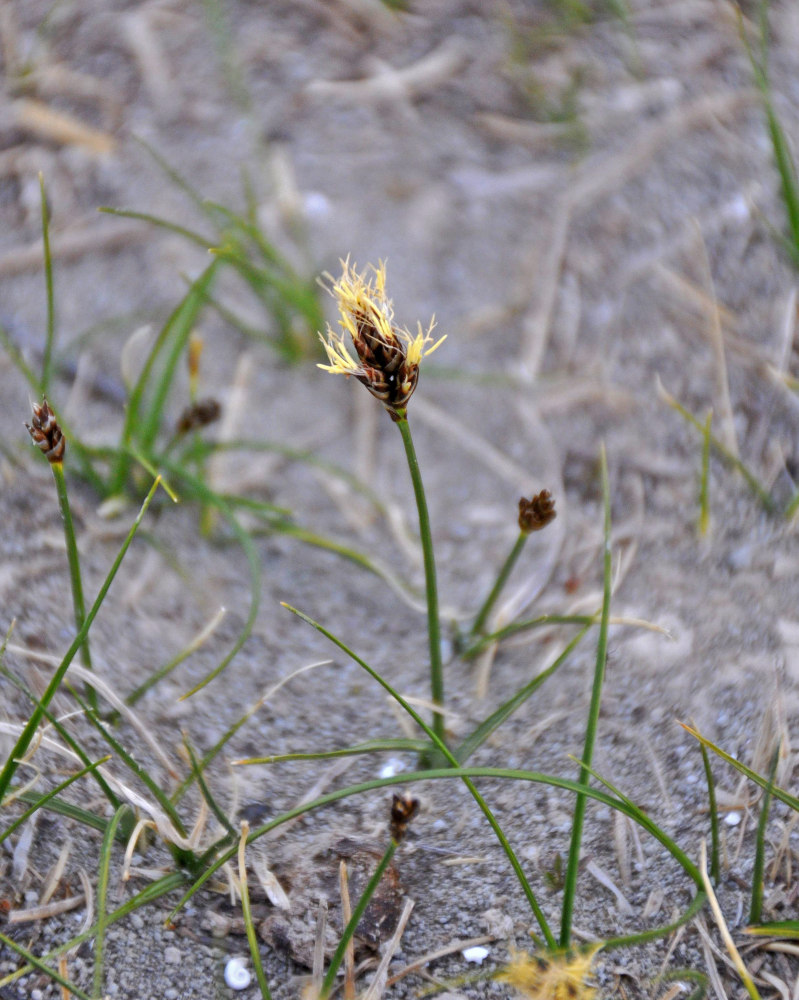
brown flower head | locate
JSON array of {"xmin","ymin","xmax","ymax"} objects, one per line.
[
  {"xmin": 518, "ymin": 490, "xmax": 556, "ymax": 533},
  {"xmin": 318, "ymin": 258, "xmax": 444, "ymax": 419},
  {"xmin": 389, "ymin": 792, "xmax": 419, "ymax": 843},
  {"xmin": 26, "ymin": 398, "xmax": 65, "ymax": 464}
]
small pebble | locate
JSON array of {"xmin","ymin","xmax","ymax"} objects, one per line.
[
  {"xmin": 164, "ymin": 945, "xmax": 182, "ymax": 964},
  {"xmin": 225, "ymin": 956, "xmax": 252, "ymax": 990},
  {"xmin": 724, "ymin": 811, "xmax": 742, "ymax": 826}
]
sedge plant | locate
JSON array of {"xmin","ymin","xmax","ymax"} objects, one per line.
[{"xmin": 2, "ymin": 255, "xmax": 724, "ymax": 998}]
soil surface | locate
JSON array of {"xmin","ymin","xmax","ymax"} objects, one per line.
[{"xmin": 2, "ymin": 2, "xmax": 799, "ymax": 999}]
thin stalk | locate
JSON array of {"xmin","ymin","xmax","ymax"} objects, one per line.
[
  {"xmin": 238, "ymin": 823, "xmax": 272, "ymax": 999},
  {"xmin": 51, "ymin": 459, "xmax": 95, "ymax": 709},
  {"xmin": 464, "ymin": 614, "xmax": 595, "ymax": 660},
  {"xmin": 320, "ymin": 840, "xmax": 397, "ymax": 998},
  {"xmin": 395, "ymin": 416, "xmax": 445, "ymax": 745},
  {"xmin": 39, "ymin": 174, "xmax": 55, "ymax": 395},
  {"xmin": 749, "ymin": 742, "xmax": 780, "ymax": 925},
  {"xmin": 699, "ymin": 410, "xmax": 712, "ymax": 537},
  {"xmin": 0, "ymin": 477, "xmax": 162, "ymax": 804},
  {"xmin": 93, "ymin": 806, "xmax": 130, "ymax": 999},
  {"xmin": 700, "ymin": 743, "xmax": 720, "ymax": 884},
  {"xmin": 560, "ymin": 445, "xmax": 612, "ymax": 947},
  {"xmin": 470, "ymin": 531, "xmax": 527, "ymax": 637}
]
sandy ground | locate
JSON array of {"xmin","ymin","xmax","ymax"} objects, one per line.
[{"xmin": 2, "ymin": 1, "xmax": 799, "ymax": 998}]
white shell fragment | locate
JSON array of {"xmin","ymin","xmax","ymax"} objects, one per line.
[
  {"xmin": 724, "ymin": 811, "xmax": 742, "ymax": 827},
  {"xmin": 224, "ymin": 957, "xmax": 252, "ymax": 990},
  {"xmin": 379, "ymin": 758, "xmax": 406, "ymax": 779},
  {"xmin": 462, "ymin": 946, "xmax": 490, "ymax": 965}
]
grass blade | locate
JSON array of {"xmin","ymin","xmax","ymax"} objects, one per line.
[
  {"xmin": 39, "ymin": 174, "xmax": 55, "ymax": 395},
  {"xmin": 681, "ymin": 723, "xmax": 799, "ymax": 812},
  {"xmin": 560, "ymin": 445, "xmax": 612, "ymax": 947},
  {"xmin": 179, "ymin": 764, "xmax": 704, "ymax": 929},
  {"xmin": 700, "ymin": 742, "xmax": 720, "ymax": 884},
  {"xmin": 0, "ymin": 756, "xmax": 110, "ymax": 846},
  {"xmin": 93, "ymin": 806, "xmax": 131, "ymax": 999},
  {"xmin": 456, "ymin": 625, "xmax": 589, "ymax": 763},
  {"xmin": 0, "ymin": 931, "xmax": 91, "ymax": 1000},
  {"xmin": 237, "ymin": 823, "xmax": 272, "ymax": 999},
  {"xmin": 0, "ymin": 476, "xmax": 163, "ymax": 804},
  {"xmin": 749, "ymin": 742, "xmax": 780, "ymax": 925}
]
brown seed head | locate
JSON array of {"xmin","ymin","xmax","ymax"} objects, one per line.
[
  {"xmin": 176, "ymin": 398, "xmax": 222, "ymax": 435},
  {"xmin": 518, "ymin": 490, "xmax": 556, "ymax": 533},
  {"xmin": 26, "ymin": 398, "xmax": 65, "ymax": 464},
  {"xmin": 389, "ymin": 792, "xmax": 419, "ymax": 843}
]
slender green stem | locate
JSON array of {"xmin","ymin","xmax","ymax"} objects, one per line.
[
  {"xmin": 52, "ymin": 460, "xmax": 95, "ymax": 709},
  {"xmin": 320, "ymin": 840, "xmax": 398, "ymax": 998},
  {"xmin": 39, "ymin": 174, "xmax": 55, "ymax": 396},
  {"xmin": 395, "ymin": 416, "xmax": 445, "ymax": 745},
  {"xmin": 749, "ymin": 743, "xmax": 780, "ymax": 925},
  {"xmin": 699, "ymin": 410, "xmax": 712, "ymax": 537},
  {"xmin": 238, "ymin": 824, "xmax": 272, "ymax": 1000},
  {"xmin": 700, "ymin": 743, "xmax": 720, "ymax": 884},
  {"xmin": 94, "ymin": 806, "xmax": 130, "ymax": 999},
  {"xmin": 0, "ymin": 477, "xmax": 161, "ymax": 804},
  {"xmin": 560, "ymin": 446, "xmax": 612, "ymax": 947},
  {"xmin": 471, "ymin": 531, "xmax": 528, "ymax": 638}
]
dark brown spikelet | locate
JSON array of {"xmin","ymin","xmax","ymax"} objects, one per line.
[
  {"xmin": 176, "ymin": 398, "xmax": 222, "ymax": 435},
  {"xmin": 26, "ymin": 398, "xmax": 65, "ymax": 463},
  {"xmin": 389, "ymin": 792, "xmax": 419, "ymax": 843},
  {"xmin": 518, "ymin": 490, "xmax": 556, "ymax": 533}
]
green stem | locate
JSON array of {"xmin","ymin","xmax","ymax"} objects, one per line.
[
  {"xmin": 560, "ymin": 446, "xmax": 612, "ymax": 947},
  {"xmin": 39, "ymin": 174, "xmax": 55, "ymax": 396},
  {"xmin": 395, "ymin": 416, "xmax": 445, "ymax": 745},
  {"xmin": 471, "ymin": 530, "xmax": 528, "ymax": 637},
  {"xmin": 52, "ymin": 460, "xmax": 95, "ymax": 709},
  {"xmin": 320, "ymin": 840, "xmax": 398, "ymax": 998}
]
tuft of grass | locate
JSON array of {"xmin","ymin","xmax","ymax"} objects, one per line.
[
  {"xmin": 101, "ymin": 140, "xmax": 325, "ymax": 364},
  {"xmin": 739, "ymin": 2, "xmax": 799, "ymax": 270}
]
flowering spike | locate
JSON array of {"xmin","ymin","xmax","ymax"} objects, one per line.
[
  {"xmin": 26, "ymin": 397, "xmax": 65, "ymax": 464},
  {"xmin": 317, "ymin": 258, "xmax": 444, "ymax": 418},
  {"xmin": 498, "ymin": 945, "xmax": 600, "ymax": 999},
  {"xmin": 389, "ymin": 792, "xmax": 419, "ymax": 843},
  {"xmin": 518, "ymin": 490, "xmax": 556, "ymax": 533}
]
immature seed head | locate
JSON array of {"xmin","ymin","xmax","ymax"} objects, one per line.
[
  {"xmin": 175, "ymin": 398, "xmax": 222, "ymax": 435},
  {"xmin": 317, "ymin": 258, "xmax": 444, "ymax": 419},
  {"xmin": 389, "ymin": 791, "xmax": 419, "ymax": 843},
  {"xmin": 26, "ymin": 398, "xmax": 65, "ymax": 464},
  {"xmin": 518, "ymin": 490, "xmax": 556, "ymax": 533}
]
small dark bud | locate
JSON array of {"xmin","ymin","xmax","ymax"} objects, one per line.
[
  {"xmin": 176, "ymin": 398, "xmax": 222, "ymax": 435},
  {"xmin": 518, "ymin": 490, "xmax": 556, "ymax": 533},
  {"xmin": 26, "ymin": 398, "xmax": 65, "ymax": 464},
  {"xmin": 389, "ymin": 792, "xmax": 419, "ymax": 843}
]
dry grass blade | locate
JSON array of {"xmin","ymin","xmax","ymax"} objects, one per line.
[
  {"xmin": 385, "ymin": 935, "xmax": 495, "ymax": 988},
  {"xmin": 339, "ymin": 860, "xmax": 355, "ymax": 1000},
  {"xmin": 12, "ymin": 98, "xmax": 115, "ymax": 153},
  {"xmin": 700, "ymin": 840, "xmax": 762, "ymax": 1000},
  {"xmin": 8, "ymin": 893, "xmax": 87, "ymax": 924}
]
